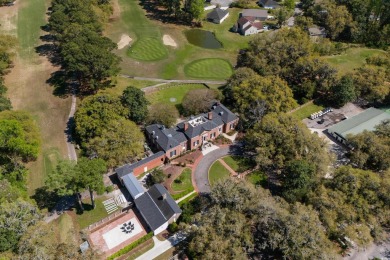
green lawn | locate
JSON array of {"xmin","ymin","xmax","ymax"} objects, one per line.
[
  {"xmin": 58, "ymin": 213, "xmax": 75, "ymax": 243},
  {"xmin": 76, "ymin": 197, "xmax": 114, "ymax": 229},
  {"xmin": 128, "ymin": 37, "xmax": 168, "ymax": 61},
  {"xmin": 172, "ymin": 168, "xmax": 193, "ymax": 192},
  {"xmin": 184, "ymin": 58, "xmax": 233, "ymax": 79},
  {"xmin": 323, "ymin": 47, "xmax": 386, "ymax": 75},
  {"xmin": 209, "ymin": 160, "xmax": 231, "ymax": 186},
  {"xmin": 246, "ymin": 170, "xmax": 267, "ymax": 187},
  {"xmin": 106, "ymin": 1, "xmax": 247, "ymax": 79},
  {"xmin": 222, "ymin": 156, "xmax": 254, "ymax": 173},
  {"xmin": 146, "ymin": 83, "xmax": 207, "ymax": 105},
  {"xmin": 17, "ymin": 0, "xmax": 46, "ymax": 59},
  {"xmin": 291, "ymin": 102, "xmax": 325, "ymax": 120}
]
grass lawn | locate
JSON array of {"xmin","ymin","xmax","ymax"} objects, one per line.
[
  {"xmin": 146, "ymin": 83, "xmax": 206, "ymax": 105},
  {"xmin": 106, "ymin": 0, "xmax": 248, "ymax": 79},
  {"xmin": 76, "ymin": 197, "xmax": 114, "ymax": 229},
  {"xmin": 126, "ymin": 239, "xmax": 154, "ymax": 260},
  {"xmin": 184, "ymin": 58, "xmax": 233, "ymax": 79},
  {"xmin": 291, "ymin": 102, "xmax": 325, "ymax": 120},
  {"xmin": 323, "ymin": 47, "xmax": 386, "ymax": 75},
  {"xmin": 209, "ymin": 160, "xmax": 231, "ymax": 186},
  {"xmin": 222, "ymin": 155, "xmax": 254, "ymax": 173},
  {"xmin": 246, "ymin": 170, "xmax": 267, "ymax": 187},
  {"xmin": 3, "ymin": 0, "xmax": 71, "ymax": 194},
  {"xmin": 172, "ymin": 168, "xmax": 192, "ymax": 192},
  {"xmin": 58, "ymin": 213, "xmax": 75, "ymax": 243},
  {"xmin": 128, "ymin": 37, "xmax": 168, "ymax": 61}
]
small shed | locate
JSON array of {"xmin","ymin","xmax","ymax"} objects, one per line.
[
  {"xmin": 207, "ymin": 8, "xmax": 229, "ymax": 24},
  {"xmin": 122, "ymin": 173, "xmax": 145, "ymax": 200}
]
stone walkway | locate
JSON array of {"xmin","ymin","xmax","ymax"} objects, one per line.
[
  {"xmin": 175, "ymin": 190, "xmax": 197, "ymax": 204},
  {"xmin": 217, "ymin": 158, "xmax": 237, "ymax": 177}
]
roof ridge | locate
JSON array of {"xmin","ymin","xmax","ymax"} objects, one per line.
[{"xmin": 146, "ymin": 190, "xmax": 168, "ymax": 222}]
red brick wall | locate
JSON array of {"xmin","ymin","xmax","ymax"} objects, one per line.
[
  {"xmin": 166, "ymin": 142, "xmax": 186, "ymax": 159},
  {"xmin": 132, "ymin": 153, "xmax": 165, "ymax": 177}
]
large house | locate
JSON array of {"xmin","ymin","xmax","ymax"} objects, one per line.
[
  {"xmin": 241, "ymin": 9, "xmax": 270, "ymax": 21},
  {"xmin": 146, "ymin": 102, "xmax": 238, "ymax": 160},
  {"xmin": 207, "ymin": 7, "xmax": 229, "ymax": 24},
  {"xmin": 258, "ymin": 0, "xmax": 280, "ymax": 9},
  {"xmin": 233, "ymin": 16, "xmax": 264, "ymax": 36}
]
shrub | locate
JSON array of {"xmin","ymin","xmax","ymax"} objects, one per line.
[
  {"xmin": 105, "ymin": 185, "xmax": 114, "ymax": 193},
  {"xmin": 107, "ymin": 232, "xmax": 153, "ymax": 260},
  {"xmin": 168, "ymin": 222, "xmax": 179, "ymax": 233}
]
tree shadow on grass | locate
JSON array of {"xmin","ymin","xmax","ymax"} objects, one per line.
[
  {"xmin": 46, "ymin": 70, "xmax": 73, "ymax": 98},
  {"xmin": 139, "ymin": 0, "xmax": 191, "ymax": 26},
  {"xmin": 31, "ymin": 186, "xmax": 60, "ymax": 211}
]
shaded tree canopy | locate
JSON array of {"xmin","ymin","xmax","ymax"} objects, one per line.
[
  {"xmin": 74, "ymin": 93, "xmax": 128, "ymax": 145},
  {"xmin": 85, "ymin": 118, "xmax": 144, "ymax": 167},
  {"xmin": 187, "ymin": 180, "xmax": 336, "ymax": 259},
  {"xmin": 147, "ymin": 103, "xmax": 179, "ymax": 127},
  {"xmin": 182, "ymin": 88, "xmax": 221, "ymax": 116},
  {"xmin": 244, "ymin": 113, "xmax": 331, "ymax": 174},
  {"xmin": 121, "ymin": 86, "xmax": 149, "ymax": 124},
  {"xmin": 225, "ymin": 68, "xmax": 297, "ymax": 127}
]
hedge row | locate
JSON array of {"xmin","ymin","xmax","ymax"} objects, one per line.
[
  {"xmin": 171, "ymin": 187, "xmax": 194, "ymax": 200},
  {"xmin": 107, "ymin": 232, "xmax": 154, "ymax": 260}
]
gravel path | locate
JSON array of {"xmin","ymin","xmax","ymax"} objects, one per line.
[
  {"xmin": 194, "ymin": 145, "xmax": 241, "ymax": 193},
  {"xmin": 65, "ymin": 93, "xmax": 77, "ymax": 161}
]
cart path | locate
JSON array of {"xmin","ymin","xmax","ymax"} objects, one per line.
[{"xmin": 65, "ymin": 93, "xmax": 77, "ymax": 161}]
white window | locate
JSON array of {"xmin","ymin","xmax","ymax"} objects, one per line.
[
  {"xmin": 144, "ymin": 166, "xmax": 148, "ymax": 172},
  {"xmin": 219, "ymin": 127, "xmax": 222, "ymax": 132}
]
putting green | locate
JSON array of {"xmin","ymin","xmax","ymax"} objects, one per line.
[
  {"xmin": 184, "ymin": 58, "xmax": 233, "ymax": 79},
  {"xmin": 127, "ymin": 37, "xmax": 168, "ymax": 61}
]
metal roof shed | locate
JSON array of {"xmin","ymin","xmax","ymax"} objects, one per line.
[
  {"xmin": 122, "ymin": 173, "xmax": 145, "ymax": 200},
  {"xmin": 327, "ymin": 108, "xmax": 390, "ymax": 141}
]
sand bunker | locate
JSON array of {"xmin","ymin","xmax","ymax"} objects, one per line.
[
  {"xmin": 117, "ymin": 34, "xmax": 132, "ymax": 49},
  {"xmin": 163, "ymin": 34, "xmax": 177, "ymax": 48}
]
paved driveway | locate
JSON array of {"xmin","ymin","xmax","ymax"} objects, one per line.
[{"xmin": 194, "ymin": 145, "xmax": 241, "ymax": 193}]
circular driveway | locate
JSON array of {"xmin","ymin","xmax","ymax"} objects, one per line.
[{"xmin": 194, "ymin": 145, "xmax": 241, "ymax": 193}]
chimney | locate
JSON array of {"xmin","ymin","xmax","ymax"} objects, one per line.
[
  {"xmin": 184, "ymin": 122, "xmax": 189, "ymax": 131},
  {"xmin": 208, "ymin": 112, "xmax": 213, "ymax": 120},
  {"xmin": 162, "ymin": 193, "xmax": 167, "ymax": 200}
]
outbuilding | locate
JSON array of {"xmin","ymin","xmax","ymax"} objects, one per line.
[{"xmin": 207, "ymin": 8, "xmax": 229, "ymax": 24}]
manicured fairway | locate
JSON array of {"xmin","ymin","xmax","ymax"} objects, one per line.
[
  {"xmin": 172, "ymin": 168, "xmax": 193, "ymax": 192},
  {"xmin": 323, "ymin": 47, "xmax": 385, "ymax": 74},
  {"xmin": 146, "ymin": 83, "xmax": 206, "ymax": 105},
  {"xmin": 184, "ymin": 58, "xmax": 233, "ymax": 79},
  {"xmin": 209, "ymin": 160, "xmax": 231, "ymax": 186},
  {"xmin": 127, "ymin": 37, "xmax": 168, "ymax": 61}
]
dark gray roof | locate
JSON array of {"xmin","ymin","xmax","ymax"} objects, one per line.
[
  {"xmin": 241, "ymin": 9, "xmax": 269, "ymax": 18},
  {"xmin": 145, "ymin": 124, "xmax": 187, "ymax": 152},
  {"xmin": 207, "ymin": 8, "xmax": 229, "ymax": 21},
  {"xmin": 135, "ymin": 192, "xmax": 166, "ymax": 230},
  {"xmin": 211, "ymin": 103, "xmax": 238, "ymax": 124},
  {"xmin": 122, "ymin": 173, "xmax": 144, "ymax": 199},
  {"xmin": 259, "ymin": 0, "xmax": 279, "ymax": 7},
  {"xmin": 135, "ymin": 184, "xmax": 182, "ymax": 231},
  {"xmin": 115, "ymin": 151, "xmax": 165, "ymax": 178}
]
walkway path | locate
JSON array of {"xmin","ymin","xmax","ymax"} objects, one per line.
[
  {"xmin": 65, "ymin": 93, "xmax": 77, "ymax": 161},
  {"xmin": 193, "ymin": 145, "xmax": 241, "ymax": 193},
  {"xmin": 175, "ymin": 190, "xmax": 197, "ymax": 204},
  {"xmin": 218, "ymin": 159, "xmax": 237, "ymax": 176},
  {"xmin": 120, "ymin": 74, "xmax": 227, "ymax": 85},
  {"xmin": 135, "ymin": 232, "xmax": 187, "ymax": 260}
]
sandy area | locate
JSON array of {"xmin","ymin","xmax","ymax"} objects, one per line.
[
  {"xmin": 163, "ymin": 34, "xmax": 177, "ymax": 48},
  {"xmin": 0, "ymin": 1, "xmax": 20, "ymax": 33},
  {"xmin": 117, "ymin": 34, "xmax": 132, "ymax": 49}
]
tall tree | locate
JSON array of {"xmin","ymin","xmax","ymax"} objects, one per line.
[
  {"xmin": 75, "ymin": 157, "xmax": 107, "ymax": 209},
  {"xmin": 182, "ymin": 89, "xmax": 221, "ymax": 116},
  {"xmin": 121, "ymin": 86, "xmax": 149, "ymax": 124},
  {"xmin": 331, "ymin": 74, "xmax": 356, "ymax": 107},
  {"xmin": 147, "ymin": 103, "xmax": 179, "ymax": 127},
  {"xmin": 85, "ymin": 118, "xmax": 144, "ymax": 167}
]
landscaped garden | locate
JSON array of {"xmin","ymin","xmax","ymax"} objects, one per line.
[
  {"xmin": 209, "ymin": 160, "xmax": 231, "ymax": 186},
  {"xmin": 146, "ymin": 83, "xmax": 207, "ymax": 105},
  {"xmin": 172, "ymin": 168, "xmax": 193, "ymax": 192},
  {"xmin": 184, "ymin": 58, "xmax": 233, "ymax": 79}
]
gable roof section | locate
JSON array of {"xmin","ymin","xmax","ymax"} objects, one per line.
[
  {"xmin": 241, "ymin": 9, "xmax": 268, "ymax": 18},
  {"xmin": 327, "ymin": 108, "xmax": 390, "ymax": 139},
  {"xmin": 211, "ymin": 103, "xmax": 238, "ymax": 124},
  {"xmin": 115, "ymin": 151, "xmax": 165, "ymax": 178},
  {"xmin": 122, "ymin": 173, "xmax": 144, "ymax": 199},
  {"xmin": 207, "ymin": 8, "xmax": 229, "ymax": 21},
  {"xmin": 135, "ymin": 184, "xmax": 181, "ymax": 231},
  {"xmin": 145, "ymin": 124, "xmax": 187, "ymax": 152}
]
